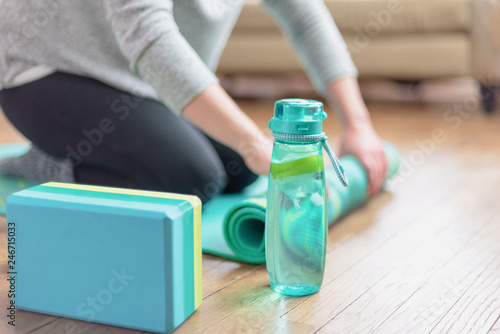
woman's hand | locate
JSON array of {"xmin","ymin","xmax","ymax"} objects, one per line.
[
  {"xmin": 325, "ymin": 77, "xmax": 387, "ymax": 196},
  {"xmin": 340, "ymin": 122, "xmax": 387, "ymax": 196},
  {"xmin": 240, "ymin": 133, "xmax": 273, "ymax": 176},
  {"xmin": 183, "ymin": 84, "xmax": 273, "ymax": 176}
]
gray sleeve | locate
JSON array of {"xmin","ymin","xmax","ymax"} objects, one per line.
[
  {"xmin": 262, "ymin": 0, "xmax": 358, "ymax": 95},
  {"xmin": 103, "ymin": 0, "xmax": 218, "ymax": 114}
]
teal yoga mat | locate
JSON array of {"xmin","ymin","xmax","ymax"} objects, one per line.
[
  {"xmin": 0, "ymin": 143, "xmax": 40, "ymax": 214},
  {"xmin": 201, "ymin": 142, "xmax": 400, "ymax": 264},
  {"xmin": 202, "ymin": 177, "xmax": 269, "ymax": 264},
  {"xmin": 0, "ymin": 142, "xmax": 400, "ymax": 264}
]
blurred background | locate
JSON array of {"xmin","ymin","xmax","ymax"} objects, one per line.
[{"xmin": 217, "ymin": 0, "xmax": 500, "ymax": 112}]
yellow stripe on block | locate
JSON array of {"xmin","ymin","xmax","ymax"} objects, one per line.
[
  {"xmin": 42, "ymin": 182, "xmax": 202, "ymax": 210},
  {"xmin": 193, "ymin": 203, "xmax": 202, "ymax": 309}
]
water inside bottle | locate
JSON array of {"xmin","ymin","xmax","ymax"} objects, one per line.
[{"xmin": 266, "ymin": 170, "xmax": 327, "ymax": 296}]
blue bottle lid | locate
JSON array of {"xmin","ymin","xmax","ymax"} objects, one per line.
[{"xmin": 268, "ymin": 99, "xmax": 327, "ymax": 135}]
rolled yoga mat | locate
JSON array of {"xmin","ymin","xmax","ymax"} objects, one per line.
[
  {"xmin": 201, "ymin": 142, "xmax": 400, "ymax": 264},
  {"xmin": 0, "ymin": 142, "xmax": 400, "ymax": 264}
]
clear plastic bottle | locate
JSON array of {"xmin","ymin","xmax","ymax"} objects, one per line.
[{"xmin": 265, "ymin": 99, "xmax": 347, "ymax": 296}]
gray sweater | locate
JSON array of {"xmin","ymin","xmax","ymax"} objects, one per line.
[{"xmin": 0, "ymin": 0, "xmax": 357, "ymax": 114}]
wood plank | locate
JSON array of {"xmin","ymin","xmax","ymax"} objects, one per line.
[
  {"xmin": 173, "ymin": 265, "xmax": 295, "ymax": 333},
  {"xmin": 283, "ymin": 173, "xmax": 500, "ymax": 332},
  {"xmin": 201, "ymin": 256, "xmax": 259, "ymax": 299},
  {"xmin": 30, "ymin": 317, "xmax": 146, "ymax": 334},
  {"xmin": 429, "ymin": 219, "xmax": 500, "ymax": 333},
  {"xmin": 314, "ymin": 184, "xmax": 500, "ymax": 333},
  {"xmin": 490, "ymin": 316, "xmax": 500, "ymax": 333},
  {"xmin": 374, "ymin": 214, "xmax": 500, "ymax": 333}
]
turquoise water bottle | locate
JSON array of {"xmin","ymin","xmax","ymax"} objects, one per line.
[{"xmin": 265, "ymin": 99, "xmax": 348, "ymax": 296}]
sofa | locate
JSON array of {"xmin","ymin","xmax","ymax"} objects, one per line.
[{"xmin": 217, "ymin": 0, "xmax": 500, "ymax": 112}]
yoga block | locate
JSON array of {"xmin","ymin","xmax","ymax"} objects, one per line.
[{"xmin": 7, "ymin": 182, "xmax": 202, "ymax": 334}]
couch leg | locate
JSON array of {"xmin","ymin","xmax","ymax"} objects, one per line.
[{"xmin": 479, "ymin": 84, "xmax": 497, "ymax": 114}]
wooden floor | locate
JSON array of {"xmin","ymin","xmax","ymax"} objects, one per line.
[{"xmin": 1, "ymin": 95, "xmax": 500, "ymax": 334}]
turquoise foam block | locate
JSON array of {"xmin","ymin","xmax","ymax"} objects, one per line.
[
  {"xmin": 7, "ymin": 182, "xmax": 202, "ymax": 334},
  {"xmin": 201, "ymin": 142, "xmax": 400, "ymax": 264}
]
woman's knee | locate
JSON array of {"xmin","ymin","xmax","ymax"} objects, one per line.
[
  {"xmin": 150, "ymin": 156, "xmax": 228, "ymax": 203},
  {"xmin": 187, "ymin": 160, "xmax": 228, "ymax": 203}
]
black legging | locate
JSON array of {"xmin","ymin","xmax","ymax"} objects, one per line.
[{"xmin": 0, "ymin": 72, "xmax": 257, "ymax": 203}]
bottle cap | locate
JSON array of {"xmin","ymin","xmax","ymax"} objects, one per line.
[{"xmin": 268, "ymin": 99, "xmax": 327, "ymax": 135}]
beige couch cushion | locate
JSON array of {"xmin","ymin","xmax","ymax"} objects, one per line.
[
  {"xmin": 346, "ymin": 33, "xmax": 470, "ymax": 78},
  {"xmin": 218, "ymin": 33, "xmax": 470, "ymax": 79},
  {"xmin": 234, "ymin": 0, "xmax": 470, "ymax": 34}
]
